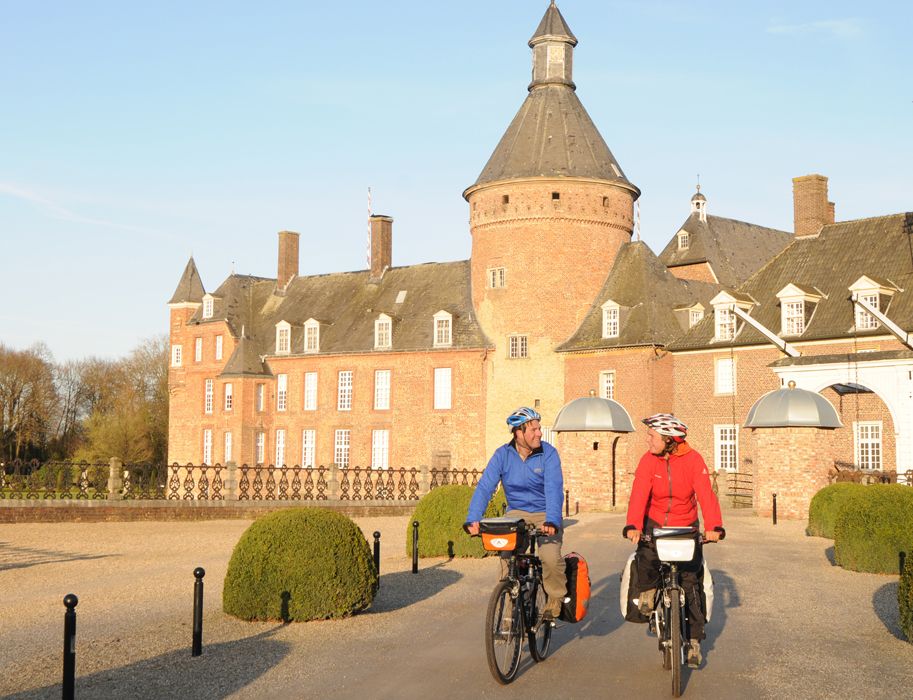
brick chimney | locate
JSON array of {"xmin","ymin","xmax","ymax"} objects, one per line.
[
  {"xmin": 277, "ymin": 230, "xmax": 299, "ymax": 288},
  {"xmin": 369, "ymin": 215, "xmax": 393, "ymax": 279},
  {"xmin": 793, "ymin": 175, "xmax": 834, "ymax": 237}
]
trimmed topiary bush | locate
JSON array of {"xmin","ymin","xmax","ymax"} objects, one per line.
[
  {"xmin": 807, "ymin": 482, "xmax": 867, "ymax": 538},
  {"xmin": 833, "ymin": 485, "xmax": 913, "ymax": 574},
  {"xmin": 223, "ymin": 508, "xmax": 377, "ymax": 621},
  {"xmin": 900, "ymin": 551, "xmax": 913, "ymax": 642},
  {"xmin": 406, "ymin": 484, "xmax": 504, "ymax": 558}
]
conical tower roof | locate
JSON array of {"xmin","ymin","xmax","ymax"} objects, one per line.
[
  {"xmin": 530, "ymin": 1, "xmax": 577, "ymax": 45},
  {"xmin": 168, "ymin": 257, "xmax": 205, "ymax": 304}
]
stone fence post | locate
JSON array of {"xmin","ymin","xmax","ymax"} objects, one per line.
[
  {"xmin": 418, "ymin": 465, "xmax": 431, "ymax": 497},
  {"xmin": 224, "ymin": 462, "xmax": 239, "ymax": 500},
  {"xmin": 107, "ymin": 458, "xmax": 124, "ymax": 500},
  {"xmin": 328, "ymin": 465, "xmax": 342, "ymax": 500}
]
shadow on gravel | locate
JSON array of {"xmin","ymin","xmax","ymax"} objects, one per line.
[
  {"xmin": 825, "ymin": 546, "xmax": 836, "ymax": 565},
  {"xmin": 703, "ymin": 568, "xmax": 740, "ymax": 662},
  {"xmin": 0, "ymin": 542, "xmax": 116, "ymax": 572},
  {"xmin": 370, "ymin": 562, "xmax": 462, "ymax": 613},
  {"xmin": 4, "ymin": 627, "xmax": 290, "ymax": 700},
  {"xmin": 872, "ymin": 582, "xmax": 905, "ymax": 640}
]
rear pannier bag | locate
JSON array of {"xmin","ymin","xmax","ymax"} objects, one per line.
[
  {"xmin": 479, "ymin": 517, "xmax": 527, "ymax": 553},
  {"xmin": 559, "ymin": 552, "xmax": 591, "ymax": 623},
  {"xmin": 620, "ymin": 551, "xmax": 650, "ymax": 623}
]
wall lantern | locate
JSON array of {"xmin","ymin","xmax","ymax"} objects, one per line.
[{"xmin": 744, "ymin": 381, "xmax": 843, "ymax": 429}]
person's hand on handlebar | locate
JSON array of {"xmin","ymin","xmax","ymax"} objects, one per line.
[
  {"xmin": 627, "ymin": 528, "xmax": 642, "ymax": 545},
  {"xmin": 466, "ymin": 521, "xmax": 480, "ymax": 536},
  {"xmin": 540, "ymin": 523, "xmax": 557, "ymax": 536},
  {"xmin": 703, "ymin": 529, "xmax": 722, "ymax": 543}
]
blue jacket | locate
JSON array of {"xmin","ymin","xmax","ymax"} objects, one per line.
[{"xmin": 466, "ymin": 440, "xmax": 564, "ymax": 526}]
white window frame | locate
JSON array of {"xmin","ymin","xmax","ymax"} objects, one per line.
[
  {"xmin": 224, "ymin": 431, "xmax": 232, "ymax": 464},
  {"xmin": 171, "ymin": 344, "xmax": 182, "ymax": 367},
  {"xmin": 277, "ymin": 374, "xmax": 288, "ymax": 411},
  {"xmin": 508, "ymin": 334, "xmax": 528, "ymax": 359},
  {"xmin": 374, "ymin": 369, "xmax": 391, "ymax": 410},
  {"xmin": 714, "ymin": 424, "xmax": 739, "ymax": 472},
  {"xmin": 374, "ymin": 313, "xmax": 392, "ymax": 350},
  {"xmin": 224, "ymin": 382, "xmax": 233, "ymax": 411},
  {"xmin": 854, "ymin": 292, "xmax": 880, "ymax": 331},
  {"xmin": 255, "ymin": 431, "xmax": 265, "ymax": 465},
  {"xmin": 488, "ymin": 267, "xmax": 506, "ymax": 288},
  {"xmin": 275, "ymin": 428, "xmax": 286, "ymax": 467},
  {"xmin": 372, "ymin": 429, "xmax": 390, "ymax": 469},
  {"xmin": 434, "ymin": 367, "xmax": 452, "ymax": 410},
  {"xmin": 433, "ymin": 310, "xmax": 452, "ymax": 348},
  {"xmin": 304, "ymin": 318, "xmax": 320, "ymax": 353},
  {"xmin": 202, "ymin": 429, "xmax": 212, "ymax": 466},
  {"xmin": 782, "ymin": 299, "xmax": 806, "ymax": 336},
  {"xmin": 337, "ymin": 370, "xmax": 353, "ymax": 411},
  {"xmin": 202, "ymin": 295, "xmax": 214, "ymax": 319},
  {"xmin": 275, "ymin": 321, "xmax": 291, "ymax": 355},
  {"xmin": 256, "ymin": 384, "xmax": 265, "ymax": 412},
  {"xmin": 204, "ymin": 378, "xmax": 213, "ymax": 414},
  {"xmin": 599, "ymin": 370, "xmax": 615, "ymax": 400},
  {"xmin": 677, "ymin": 230, "xmax": 690, "ymax": 250},
  {"xmin": 854, "ymin": 421, "xmax": 882, "ymax": 471},
  {"xmin": 301, "ymin": 429, "xmax": 316, "ymax": 468},
  {"xmin": 714, "ymin": 305, "xmax": 736, "ymax": 341},
  {"xmin": 304, "ymin": 371, "xmax": 318, "ymax": 411},
  {"xmin": 689, "ymin": 309, "xmax": 704, "ymax": 328},
  {"xmin": 334, "ymin": 429, "xmax": 350, "ymax": 468},
  {"xmin": 195, "ymin": 337, "xmax": 203, "ymax": 362},
  {"xmin": 714, "ymin": 357, "xmax": 735, "ymax": 395},
  {"xmin": 215, "ymin": 335, "xmax": 223, "ymax": 361},
  {"xmin": 602, "ymin": 302, "xmax": 620, "ymax": 339}
]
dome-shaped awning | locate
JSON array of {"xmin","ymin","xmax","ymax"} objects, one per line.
[
  {"xmin": 553, "ymin": 395, "xmax": 635, "ymax": 432},
  {"xmin": 744, "ymin": 382, "xmax": 843, "ymax": 429}
]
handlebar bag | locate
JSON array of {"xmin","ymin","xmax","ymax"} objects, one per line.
[
  {"xmin": 559, "ymin": 551, "xmax": 591, "ymax": 623},
  {"xmin": 479, "ymin": 517, "xmax": 527, "ymax": 552}
]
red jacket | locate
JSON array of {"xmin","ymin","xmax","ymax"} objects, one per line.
[{"xmin": 625, "ymin": 442, "xmax": 723, "ymax": 532}]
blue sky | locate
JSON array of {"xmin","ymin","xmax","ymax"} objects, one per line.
[{"xmin": 2, "ymin": 1, "xmax": 910, "ymax": 361}]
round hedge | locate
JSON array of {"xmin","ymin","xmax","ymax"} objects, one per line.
[
  {"xmin": 900, "ymin": 551, "xmax": 913, "ymax": 642},
  {"xmin": 833, "ymin": 485, "xmax": 913, "ymax": 574},
  {"xmin": 223, "ymin": 508, "xmax": 377, "ymax": 621},
  {"xmin": 406, "ymin": 484, "xmax": 504, "ymax": 558},
  {"xmin": 807, "ymin": 483, "xmax": 867, "ymax": 539}
]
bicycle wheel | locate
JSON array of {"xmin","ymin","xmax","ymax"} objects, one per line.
[
  {"xmin": 658, "ymin": 604, "xmax": 672, "ymax": 671},
  {"xmin": 485, "ymin": 580, "xmax": 523, "ymax": 684},
  {"xmin": 528, "ymin": 578, "xmax": 552, "ymax": 662},
  {"xmin": 671, "ymin": 588, "xmax": 682, "ymax": 697}
]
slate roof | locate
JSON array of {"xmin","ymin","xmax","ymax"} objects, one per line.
[
  {"xmin": 168, "ymin": 257, "xmax": 205, "ymax": 304},
  {"xmin": 669, "ymin": 213, "xmax": 913, "ymax": 351},
  {"xmin": 557, "ymin": 241, "xmax": 718, "ymax": 352},
  {"xmin": 658, "ymin": 213, "xmax": 792, "ymax": 288},
  {"xmin": 530, "ymin": 1, "xmax": 577, "ymax": 45},
  {"xmin": 186, "ymin": 261, "xmax": 491, "ymax": 376}
]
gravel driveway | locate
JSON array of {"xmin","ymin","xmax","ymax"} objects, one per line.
[{"xmin": 1, "ymin": 510, "xmax": 910, "ymax": 699}]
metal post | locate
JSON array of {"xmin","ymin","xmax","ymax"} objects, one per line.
[
  {"xmin": 412, "ymin": 521, "xmax": 419, "ymax": 574},
  {"xmin": 565, "ymin": 489, "xmax": 570, "ymax": 517},
  {"xmin": 373, "ymin": 531, "xmax": 381, "ymax": 576},
  {"xmin": 62, "ymin": 594, "xmax": 78, "ymax": 700},
  {"xmin": 192, "ymin": 567, "xmax": 205, "ymax": 657},
  {"xmin": 772, "ymin": 493, "xmax": 778, "ymax": 525},
  {"xmin": 900, "ymin": 550, "xmax": 907, "ymax": 575}
]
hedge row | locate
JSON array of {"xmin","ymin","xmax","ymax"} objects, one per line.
[
  {"xmin": 901, "ymin": 552, "xmax": 913, "ymax": 642},
  {"xmin": 807, "ymin": 483, "xmax": 867, "ymax": 539},
  {"xmin": 406, "ymin": 484, "xmax": 504, "ymax": 558},
  {"xmin": 830, "ymin": 485, "xmax": 913, "ymax": 575}
]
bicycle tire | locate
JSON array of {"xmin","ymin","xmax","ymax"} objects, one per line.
[
  {"xmin": 671, "ymin": 588, "xmax": 682, "ymax": 697},
  {"xmin": 485, "ymin": 579, "xmax": 523, "ymax": 684},
  {"xmin": 528, "ymin": 578, "xmax": 552, "ymax": 662},
  {"xmin": 659, "ymin": 603, "xmax": 672, "ymax": 670}
]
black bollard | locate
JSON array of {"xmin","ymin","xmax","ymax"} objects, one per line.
[
  {"xmin": 192, "ymin": 567, "xmax": 205, "ymax": 657},
  {"xmin": 565, "ymin": 489, "xmax": 570, "ymax": 517},
  {"xmin": 62, "ymin": 593, "xmax": 78, "ymax": 700},
  {"xmin": 412, "ymin": 521, "xmax": 419, "ymax": 574},
  {"xmin": 900, "ymin": 551, "xmax": 907, "ymax": 575},
  {"xmin": 772, "ymin": 493, "xmax": 778, "ymax": 526},
  {"xmin": 373, "ymin": 531, "xmax": 381, "ymax": 576},
  {"xmin": 575, "ymin": 500, "xmax": 579, "ymax": 516}
]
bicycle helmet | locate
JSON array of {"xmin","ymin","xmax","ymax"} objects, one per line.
[
  {"xmin": 506, "ymin": 406, "xmax": 541, "ymax": 430},
  {"xmin": 641, "ymin": 413, "xmax": 688, "ymax": 438}
]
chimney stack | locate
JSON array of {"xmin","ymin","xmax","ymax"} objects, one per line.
[
  {"xmin": 277, "ymin": 230, "xmax": 300, "ymax": 289},
  {"xmin": 369, "ymin": 215, "xmax": 393, "ymax": 279},
  {"xmin": 793, "ymin": 175, "xmax": 834, "ymax": 237}
]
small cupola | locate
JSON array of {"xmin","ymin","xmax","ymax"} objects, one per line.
[
  {"xmin": 690, "ymin": 184, "xmax": 707, "ymax": 223},
  {"xmin": 529, "ymin": 1, "xmax": 577, "ymax": 90}
]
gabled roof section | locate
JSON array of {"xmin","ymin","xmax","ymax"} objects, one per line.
[
  {"xmin": 558, "ymin": 241, "xmax": 717, "ymax": 352},
  {"xmin": 658, "ymin": 213, "xmax": 792, "ymax": 288},
  {"xmin": 669, "ymin": 213, "xmax": 913, "ymax": 351},
  {"xmin": 530, "ymin": 1, "xmax": 577, "ymax": 45},
  {"xmin": 220, "ymin": 336, "xmax": 270, "ymax": 378},
  {"xmin": 168, "ymin": 257, "xmax": 205, "ymax": 304}
]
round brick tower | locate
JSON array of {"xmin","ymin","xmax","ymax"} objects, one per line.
[{"xmin": 464, "ymin": 2, "xmax": 640, "ymax": 453}]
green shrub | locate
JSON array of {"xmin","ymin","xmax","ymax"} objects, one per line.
[
  {"xmin": 833, "ymin": 485, "xmax": 913, "ymax": 574},
  {"xmin": 807, "ymin": 482, "xmax": 867, "ymax": 539},
  {"xmin": 900, "ymin": 551, "xmax": 913, "ymax": 642},
  {"xmin": 406, "ymin": 484, "xmax": 504, "ymax": 558},
  {"xmin": 223, "ymin": 508, "xmax": 377, "ymax": 621}
]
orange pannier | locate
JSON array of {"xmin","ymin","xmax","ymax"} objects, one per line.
[{"xmin": 479, "ymin": 517, "xmax": 527, "ymax": 552}]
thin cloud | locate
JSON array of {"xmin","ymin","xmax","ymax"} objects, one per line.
[{"xmin": 767, "ymin": 18, "xmax": 864, "ymax": 39}]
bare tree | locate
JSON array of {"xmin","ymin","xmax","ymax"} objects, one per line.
[{"xmin": 0, "ymin": 343, "xmax": 57, "ymax": 462}]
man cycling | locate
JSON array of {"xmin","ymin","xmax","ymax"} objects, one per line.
[
  {"xmin": 465, "ymin": 407, "xmax": 566, "ymax": 621},
  {"xmin": 624, "ymin": 413, "xmax": 724, "ymax": 669}
]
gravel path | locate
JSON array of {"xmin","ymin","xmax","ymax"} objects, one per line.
[{"xmin": 1, "ymin": 511, "xmax": 910, "ymax": 699}]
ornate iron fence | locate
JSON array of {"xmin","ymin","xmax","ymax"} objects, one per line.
[
  {"xmin": 429, "ymin": 466, "xmax": 483, "ymax": 489},
  {"xmin": 0, "ymin": 460, "xmax": 108, "ymax": 500}
]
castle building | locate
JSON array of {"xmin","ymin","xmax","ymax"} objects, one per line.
[{"xmin": 167, "ymin": 2, "xmax": 912, "ymax": 517}]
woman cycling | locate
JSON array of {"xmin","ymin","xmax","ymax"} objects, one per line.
[{"xmin": 623, "ymin": 413, "xmax": 724, "ymax": 669}]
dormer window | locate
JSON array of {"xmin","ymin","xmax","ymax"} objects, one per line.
[
  {"xmin": 677, "ymin": 230, "xmax": 690, "ymax": 250},
  {"xmin": 601, "ymin": 301, "xmax": 620, "ymax": 339},
  {"xmin": 776, "ymin": 284, "xmax": 822, "ymax": 336},
  {"xmin": 849, "ymin": 276, "xmax": 897, "ymax": 332},
  {"xmin": 689, "ymin": 308, "xmax": 704, "ymax": 328},
  {"xmin": 715, "ymin": 305, "xmax": 736, "ymax": 341},
  {"xmin": 304, "ymin": 318, "xmax": 320, "ymax": 353},
  {"xmin": 433, "ymin": 310, "xmax": 452, "ymax": 347},
  {"xmin": 275, "ymin": 320, "xmax": 290, "ymax": 355},
  {"xmin": 202, "ymin": 294, "xmax": 214, "ymax": 319},
  {"xmin": 783, "ymin": 300, "xmax": 805, "ymax": 335},
  {"xmin": 854, "ymin": 292, "xmax": 880, "ymax": 330},
  {"xmin": 374, "ymin": 313, "xmax": 392, "ymax": 350}
]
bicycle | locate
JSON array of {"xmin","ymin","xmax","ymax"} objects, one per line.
[
  {"xmin": 639, "ymin": 527, "xmax": 714, "ymax": 698},
  {"xmin": 476, "ymin": 517, "xmax": 554, "ymax": 684}
]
